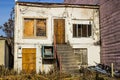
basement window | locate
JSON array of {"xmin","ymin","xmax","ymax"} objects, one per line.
[
  {"xmin": 73, "ymin": 24, "xmax": 91, "ymax": 37},
  {"xmin": 74, "ymin": 48, "xmax": 88, "ymax": 65},
  {"xmin": 23, "ymin": 18, "xmax": 46, "ymax": 37}
]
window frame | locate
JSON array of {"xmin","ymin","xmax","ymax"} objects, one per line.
[
  {"xmin": 73, "ymin": 24, "xmax": 92, "ymax": 38},
  {"xmin": 23, "ymin": 17, "xmax": 47, "ymax": 39}
]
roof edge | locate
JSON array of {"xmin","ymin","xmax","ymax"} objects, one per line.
[{"xmin": 16, "ymin": 1, "xmax": 99, "ymax": 9}]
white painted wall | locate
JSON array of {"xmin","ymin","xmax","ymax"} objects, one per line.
[
  {"xmin": 14, "ymin": 3, "xmax": 100, "ymax": 73},
  {"xmin": 0, "ymin": 40, "xmax": 5, "ymax": 65},
  {"xmin": 0, "ymin": 40, "xmax": 10, "ymax": 68}
]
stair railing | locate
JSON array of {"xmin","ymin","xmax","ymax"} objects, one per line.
[
  {"xmin": 53, "ymin": 34, "xmax": 62, "ymax": 73},
  {"xmin": 54, "ymin": 34, "xmax": 57, "ymax": 59}
]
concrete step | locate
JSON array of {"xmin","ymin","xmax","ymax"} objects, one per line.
[
  {"xmin": 61, "ymin": 57, "xmax": 76, "ymax": 60},
  {"xmin": 62, "ymin": 65, "xmax": 78, "ymax": 68},
  {"xmin": 61, "ymin": 58, "xmax": 76, "ymax": 62},
  {"xmin": 57, "ymin": 48, "xmax": 73, "ymax": 51},
  {"xmin": 62, "ymin": 68, "xmax": 79, "ymax": 71},
  {"xmin": 56, "ymin": 45, "xmax": 72, "ymax": 50},
  {"xmin": 62, "ymin": 69, "xmax": 80, "ymax": 74},
  {"xmin": 56, "ymin": 44, "xmax": 79, "ymax": 75},
  {"xmin": 57, "ymin": 54, "xmax": 73, "ymax": 56},
  {"xmin": 57, "ymin": 50, "xmax": 73, "ymax": 54},
  {"xmin": 61, "ymin": 63, "xmax": 78, "ymax": 66}
]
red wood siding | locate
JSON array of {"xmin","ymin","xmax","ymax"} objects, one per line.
[
  {"xmin": 64, "ymin": 0, "xmax": 99, "ymax": 5},
  {"xmin": 100, "ymin": 0, "xmax": 120, "ymax": 69}
]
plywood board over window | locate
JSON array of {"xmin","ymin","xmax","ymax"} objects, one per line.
[
  {"xmin": 74, "ymin": 48, "xmax": 88, "ymax": 65},
  {"xmin": 36, "ymin": 19, "xmax": 46, "ymax": 36},
  {"xmin": 23, "ymin": 18, "xmax": 47, "ymax": 38},
  {"xmin": 24, "ymin": 19, "xmax": 34, "ymax": 37}
]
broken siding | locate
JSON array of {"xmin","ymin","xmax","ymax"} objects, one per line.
[{"xmin": 100, "ymin": 0, "xmax": 120, "ymax": 69}]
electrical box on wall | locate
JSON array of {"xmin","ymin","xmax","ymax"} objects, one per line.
[
  {"xmin": 42, "ymin": 45, "xmax": 54, "ymax": 59},
  {"xmin": 17, "ymin": 47, "xmax": 22, "ymax": 58}
]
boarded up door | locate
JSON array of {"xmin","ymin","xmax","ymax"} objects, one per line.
[
  {"xmin": 54, "ymin": 19, "xmax": 65, "ymax": 44},
  {"xmin": 22, "ymin": 48, "xmax": 36, "ymax": 73}
]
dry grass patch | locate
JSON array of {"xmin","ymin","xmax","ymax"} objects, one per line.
[{"xmin": 0, "ymin": 66, "xmax": 120, "ymax": 80}]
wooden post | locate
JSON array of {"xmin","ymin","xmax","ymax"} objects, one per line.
[{"xmin": 111, "ymin": 63, "xmax": 114, "ymax": 77}]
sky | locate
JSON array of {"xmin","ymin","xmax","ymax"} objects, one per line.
[{"xmin": 0, "ymin": 0, "xmax": 63, "ymax": 36}]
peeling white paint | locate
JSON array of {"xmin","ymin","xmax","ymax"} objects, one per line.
[{"xmin": 14, "ymin": 2, "xmax": 100, "ymax": 73}]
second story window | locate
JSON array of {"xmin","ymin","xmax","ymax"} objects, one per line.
[
  {"xmin": 73, "ymin": 24, "xmax": 91, "ymax": 38},
  {"xmin": 23, "ymin": 18, "xmax": 46, "ymax": 38}
]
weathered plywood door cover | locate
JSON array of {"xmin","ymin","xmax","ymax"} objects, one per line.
[
  {"xmin": 54, "ymin": 19, "xmax": 65, "ymax": 44},
  {"xmin": 22, "ymin": 48, "xmax": 36, "ymax": 73}
]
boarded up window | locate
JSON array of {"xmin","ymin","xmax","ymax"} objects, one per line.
[
  {"xmin": 73, "ymin": 24, "xmax": 91, "ymax": 37},
  {"xmin": 74, "ymin": 48, "xmax": 88, "ymax": 65},
  {"xmin": 36, "ymin": 19, "xmax": 46, "ymax": 36},
  {"xmin": 24, "ymin": 19, "xmax": 34, "ymax": 37},
  {"xmin": 23, "ymin": 18, "xmax": 46, "ymax": 37}
]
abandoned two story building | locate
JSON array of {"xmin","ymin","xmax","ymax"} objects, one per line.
[{"xmin": 14, "ymin": 1, "xmax": 100, "ymax": 73}]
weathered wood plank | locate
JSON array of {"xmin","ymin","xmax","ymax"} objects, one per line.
[
  {"xmin": 22, "ymin": 48, "xmax": 36, "ymax": 73},
  {"xmin": 54, "ymin": 19, "xmax": 65, "ymax": 44}
]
